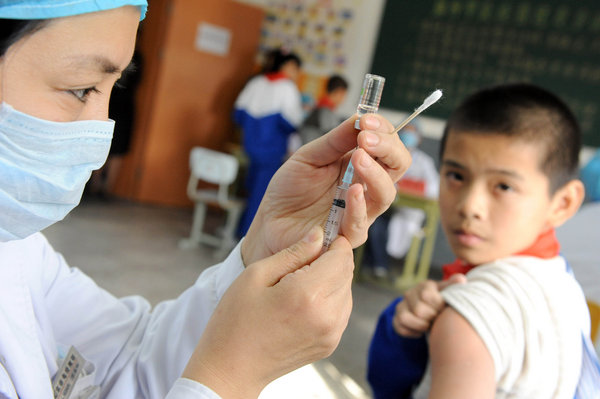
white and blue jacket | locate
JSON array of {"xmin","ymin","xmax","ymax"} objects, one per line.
[{"xmin": 233, "ymin": 73, "xmax": 303, "ymax": 162}]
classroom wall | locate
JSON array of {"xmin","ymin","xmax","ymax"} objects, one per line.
[
  {"xmin": 118, "ymin": 0, "xmax": 595, "ymax": 208},
  {"xmin": 236, "ymin": 0, "xmax": 600, "ymax": 153},
  {"xmin": 233, "ymin": 0, "xmax": 449, "ymax": 142},
  {"xmin": 114, "ymin": 0, "xmax": 264, "ymax": 206}
]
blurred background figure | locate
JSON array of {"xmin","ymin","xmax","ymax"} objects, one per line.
[
  {"xmin": 298, "ymin": 74, "xmax": 349, "ymax": 145},
  {"xmin": 233, "ymin": 48, "xmax": 304, "ymax": 237},
  {"xmin": 88, "ymin": 50, "xmax": 143, "ymax": 200},
  {"xmin": 581, "ymin": 149, "xmax": 600, "ymax": 203},
  {"xmin": 364, "ymin": 119, "xmax": 439, "ymax": 278}
]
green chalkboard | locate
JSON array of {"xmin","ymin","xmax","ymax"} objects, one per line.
[{"xmin": 371, "ymin": 0, "xmax": 600, "ymax": 147}]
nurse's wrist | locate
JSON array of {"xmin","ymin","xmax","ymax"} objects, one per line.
[
  {"xmin": 240, "ymin": 218, "xmax": 269, "ymax": 266},
  {"xmin": 182, "ymin": 356, "xmax": 264, "ymax": 399}
]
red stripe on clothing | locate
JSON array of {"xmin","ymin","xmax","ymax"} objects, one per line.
[
  {"xmin": 265, "ymin": 72, "xmax": 288, "ymax": 81},
  {"xmin": 316, "ymin": 96, "xmax": 336, "ymax": 111}
]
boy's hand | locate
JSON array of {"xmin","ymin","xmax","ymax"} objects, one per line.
[{"xmin": 393, "ymin": 274, "xmax": 467, "ymax": 337}]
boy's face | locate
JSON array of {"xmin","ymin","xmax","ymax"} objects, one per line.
[
  {"xmin": 281, "ymin": 61, "xmax": 300, "ymax": 83},
  {"xmin": 329, "ymin": 88, "xmax": 348, "ymax": 108},
  {"xmin": 439, "ymin": 131, "xmax": 555, "ymax": 265}
]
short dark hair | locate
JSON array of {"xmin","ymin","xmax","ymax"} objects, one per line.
[
  {"xmin": 440, "ymin": 83, "xmax": 581, "ymax": 193},
  {"xmin": 0, "ymin": 19, "xmax": 48, "ymax": 57},
  {"xmin": 265, "ymin": 48, "xmax": 302, "ymax": 73},
  {"xmin": 326, "ymin": 75, "xmax": 348, "ymax": 93}
]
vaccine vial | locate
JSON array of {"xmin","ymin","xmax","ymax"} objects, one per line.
[{"xmin": 354, "ymin": 74, "xmax": 385, "ymax": 129}]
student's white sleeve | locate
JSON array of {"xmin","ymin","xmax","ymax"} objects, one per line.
[{"xmin": 37, "ymin": 234, "xmax": 245, "ymax": 398}]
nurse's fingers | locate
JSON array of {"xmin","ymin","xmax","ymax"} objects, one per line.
[
  {"xmin": 278, "ymin": 236, "xmax": 354, "ymax": 333},
  {"xmin": 338, "ymin": 182, "xmax": 369, "ymax": 248},
  {"xmin": 258, "ymin": 226, "xmax": 324, "ymax": 286},
  {"xmin": 349, "ymin": 148, "xmax": 398, "ymax": 222},
  {"xmin": 356, "ymin": 119, "xmax": 412, "ymax": 184},
  {"xmin": 295, "ymin": 114, "xmax": 394, "ymax": 167},
  {"xmin": 300, "ymin": 236, "xmax": 355, "ymax": 294}
]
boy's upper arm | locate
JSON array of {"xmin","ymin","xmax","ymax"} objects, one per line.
[{"xmin": 428, "ymin": 307, "xmax": 496, "ymax": 399}]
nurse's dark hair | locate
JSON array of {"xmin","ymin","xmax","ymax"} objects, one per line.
[
  {"xmin": 440, "ymin": 83, "xmax": 581, "ymax": 194},
  {"xmin": 0, "ymin": 19, "xmax": 49, "ymax": 57}
]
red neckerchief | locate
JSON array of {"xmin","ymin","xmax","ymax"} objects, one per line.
[
  {"xmin": 316, "ymin": 96, "xmax": 336, "ymax": 111},
  {"xmin": 442, "ymin": 228, "xmax": 560, "ymax": 280},
  {"xmin": 265, "ymin": 72, "xmax": 288, "ymax": 81}
]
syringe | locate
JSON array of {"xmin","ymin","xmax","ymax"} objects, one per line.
[
  {"xmin": 321, "ymin": 86, "xmax": 444, "ymax": 252},
  {"xmin": 321, "ymin": 164, "xmax": 353, "ymax": 251},
  {"xmin": 322, "ymin": 74, "xmax": 386, "ymax": 251}
]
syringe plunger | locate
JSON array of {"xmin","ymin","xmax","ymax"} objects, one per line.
[{"xmin": 321, "ymin": 185, "xmax": 347, "ymax": 251}]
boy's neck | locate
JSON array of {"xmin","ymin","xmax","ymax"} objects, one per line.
[
  {"xmin": 265, "ymin": 72, "xmax": 289, "ymax": 81},
  {"xmin": 443, "ymin": 229, "xmax": 560, "ymax": 279},
  {"xmin": 316, "ymin": 96, "xmax": 337, "ymax": 111}
]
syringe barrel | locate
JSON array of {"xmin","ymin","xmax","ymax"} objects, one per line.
[
  {"xmin": 355, "ymin": 74, "xmax": 385, "ymax": 129},
  {"xmin": 322, "ymin": 186, "xmax": 347, "ymax": 251}
]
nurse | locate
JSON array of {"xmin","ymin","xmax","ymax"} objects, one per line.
[{"xmin": 0, "ymin": 1, "xmax": 410, "ymax": 398}]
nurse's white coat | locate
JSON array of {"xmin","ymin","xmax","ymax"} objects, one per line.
[{"xmin": 0, "ymin": 233, "xmax": 243, "ymax": 398}]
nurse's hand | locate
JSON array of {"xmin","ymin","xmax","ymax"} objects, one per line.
[
  {"xmin": 182, "ymin": 227, "xmax": 353, "ymax": 398},
  {"xmin": 242, "ymin": 114, "xmax": 411, "ymax": 265}
]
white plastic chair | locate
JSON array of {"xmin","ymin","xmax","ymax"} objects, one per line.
[{"xmin": 179, "ymin": 147, "xmax": 245, "ymax": 258}]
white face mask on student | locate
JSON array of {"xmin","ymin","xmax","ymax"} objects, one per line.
[{"xmin": 0, "ymin": 102, "xmax": 114, "ymax": 241}]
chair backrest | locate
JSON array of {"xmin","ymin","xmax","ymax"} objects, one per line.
[{"xmin": 189, "ymin": 147, "xmax": 239, "ymax": 186}]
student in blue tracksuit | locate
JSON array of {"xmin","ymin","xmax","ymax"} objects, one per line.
[{"xmin": 234, "ymin": 49, "xmax": 304, "ymax": 236}]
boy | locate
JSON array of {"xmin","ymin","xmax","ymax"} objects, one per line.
[
  {"xmin": 298, "ymin": 74, "xmax": 349, "ymax": 145},
  {"xmin": 368, "ymin": 83, "xmax": 599, "ymax": 398}
]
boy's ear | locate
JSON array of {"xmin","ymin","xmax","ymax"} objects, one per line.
[{"xmin": 548, "ymin": 179, "xmax": 585, "ymax": 228}]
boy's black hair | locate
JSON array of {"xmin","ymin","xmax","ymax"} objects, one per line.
[
  {"xmin": 0, "ymin": 19, "xmax": 48, "ymax": 57},
  {"xmin": 440, "ymin": 83, "xmax": 581, "ymax": 194},
  {"xmin": 326, "ymin": 75, "xmax": 348, "ymax": 93}
]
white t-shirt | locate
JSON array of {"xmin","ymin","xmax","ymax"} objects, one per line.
[{"xmin": 414, "ymin": 255, "xmax": 589, "ymax": 398}]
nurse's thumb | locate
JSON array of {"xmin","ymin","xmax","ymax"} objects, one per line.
[{"xmin": 263, "ymin": 226, "xmax": 324, "ymax": 286}]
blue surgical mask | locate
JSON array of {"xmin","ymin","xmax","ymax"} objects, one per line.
[
  {"xmin": 0, "ymin": 102, "xmax": 114, "ymax": 241},
  {"xmin": 399, "ymin": 131, "xmax": 419, "ymax": 149}
]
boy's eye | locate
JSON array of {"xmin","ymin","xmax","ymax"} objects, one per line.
[
  {"xmin": 69, "ymin": 87, "xmax": 100, "ymax": 102},
  {"xmin": 445, "ymin": 171, "xmax": 463, "ymax": 181},
  {"xmin": 497, "ymin": 182, "xmax": 512, "ymax": 192}
]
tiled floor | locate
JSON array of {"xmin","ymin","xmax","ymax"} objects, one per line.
[{"xmin": 43, "ymin": 198, "xmax": 406, "ymax": 398}]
